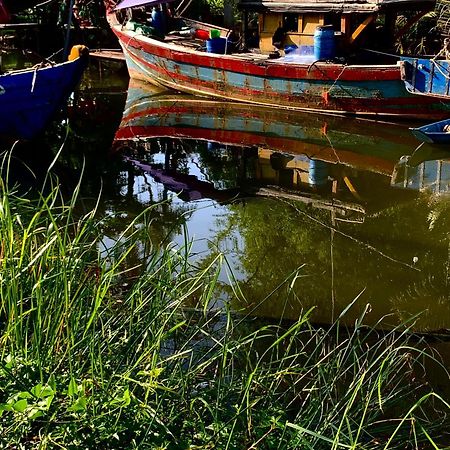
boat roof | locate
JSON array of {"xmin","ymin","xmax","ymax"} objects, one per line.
[
  {"xmin": 115, "ymin": 0, "xmax": 175, "ymax": 10},
  {"xmin": 238, "ymin": 0, "xmax": 436, "ymax": 13}
]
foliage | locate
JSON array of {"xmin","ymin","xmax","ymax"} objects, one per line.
[
  {"xmin": 395, "ymin": 11, "xmax": 440, "ymax": 55},
  {"xmin": 0, "ymin": 158, "xmax": 448, "ymax": 448}
]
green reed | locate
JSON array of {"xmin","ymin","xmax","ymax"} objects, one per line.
[{"xmin": 0, "ymin": 170, "xmax": 448, "ymax": 449}]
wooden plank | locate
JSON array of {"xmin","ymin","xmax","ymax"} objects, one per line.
[
  {"xmin": 349, "ymin": 15, "xmax": 375, "ymax": 44},
  {"xmin": 90, "ymin": 49, "xmax": 125, "ymax": 61}
]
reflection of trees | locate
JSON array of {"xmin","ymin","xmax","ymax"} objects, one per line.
[
  {"xmin": 195, "ymin": 142, "xmax": 257, "ymax": 190},
  {"xmin": 389, "ymin": 195, "xmax": 450, "ymax": 331},
  {"xmin": 204, "ymin": 190, "xmax": 450, "ymax": 331},
  {"xmin": 208, "ymin": 198, "xmax": 333, "ymax": 321}
]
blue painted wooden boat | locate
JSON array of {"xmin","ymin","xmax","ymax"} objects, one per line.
[
  {"xmin": 401, "ymin": 56, "xmax": 450, "ymax": 99},
  {"xmin": 0, "ymin": 47, "xmax": 88, "ymax": 141},
  {"xmin": 409, "ymin": 118, "xmax": 450, "ymax": 144}
]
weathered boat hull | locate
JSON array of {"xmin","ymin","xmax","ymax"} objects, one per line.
[
  {"xmin": 0, "ymin": 54, "xmax": 88, "ymax": 140},
  {"xmin": 107, "ymin": 12, "xmax": 450, "ymax": 120}
]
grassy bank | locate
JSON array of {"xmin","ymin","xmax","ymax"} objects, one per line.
[{"xmin": 0, "ymin": 171, "xmax": 449, "ymax": 449}]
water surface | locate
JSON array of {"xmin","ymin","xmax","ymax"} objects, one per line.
[{"xmin": 12, "ymin": 60, "xmax": 450, "ymax": 334}]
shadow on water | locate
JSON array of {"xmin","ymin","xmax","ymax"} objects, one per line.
[{"xmin": 0, "ymin": 58, "xmax": 129, "ymax": 196}]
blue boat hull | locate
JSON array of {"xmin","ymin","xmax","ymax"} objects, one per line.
[
  {"xmin": 410, "ymin": 118, "xmax": 450, "ymax": 144},
  {"xmin": 0, "ymin": 55, "xmax": 87, "ymax": 140},
  {"xmin": 401, "ymin": 57, "xmax": 450, "ymax": 99}
]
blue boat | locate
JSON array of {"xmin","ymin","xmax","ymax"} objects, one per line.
[
  {"xmin": 401, "ymin": 56, "xmax": 450, "ymax": 99},
  {"xmin": 0, "ymin": 46, "xmax": 88, "ymax": 141},
  {"xmin": 410, "ymin": 118, "xmax": 450, "ymax": 144}
]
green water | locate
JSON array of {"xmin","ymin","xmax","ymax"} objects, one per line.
[{"xmin": 8, "ymin": 59, "xmax": 450, "ymax": 334}]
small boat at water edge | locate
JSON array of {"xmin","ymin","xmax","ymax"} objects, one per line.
[
  {"xmin": 0, "ymin": 46, "xmax": 89, "ymax": 141},
  {"xmin": 106, "ymin": 0, "xmax": 450, "ymax": 120},
  {"xmin": 409, "ymin": 118, "xmax": 450, "ymax": 144}
]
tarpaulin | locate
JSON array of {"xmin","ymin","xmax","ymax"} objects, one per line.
[{"xmin": 115, "ymin": 0, "xmax": 175, "ymax": 10}]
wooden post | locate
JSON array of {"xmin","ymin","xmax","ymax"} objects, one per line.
[
  {"xmin": 63, "ymin": 0, "xmax": 75, "ymax": 60},
  {"xmin": 340, "ymin": 14, "xmax": 351, "ymax": 37},
  {"xmin": 349, "ymin": 14, "xmax": 375, "ymax": 45},
  {"xmin": 224, "ymin": 0, "xmax": 233, "ymax": 29}
]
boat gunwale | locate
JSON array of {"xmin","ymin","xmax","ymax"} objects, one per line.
[{"xmin": 1, "ymin": 55, "xmax": 86, "ymax": 78}]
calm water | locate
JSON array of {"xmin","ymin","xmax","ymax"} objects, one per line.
[{"xmin": 10, "ymin": 60, "xmax": 450, "ymax": 334}]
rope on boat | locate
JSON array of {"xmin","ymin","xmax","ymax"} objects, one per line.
[
  {"xmin": 34, "ymin": 0, "xmax": 59, "ymax": 8},
  {"xmin": 31, "ymin": 66, "xmax": 38, "ymax": 93},
  {"xmin": 429, "ymin": 38, "xmax": 450, "ymax": 80},
  {"xmin": 176, "ymin": 0, "xmax": 194, "ymax": 17},
  {"xmin": 327, "ymin": 65, "xmax": 349, "ymax": 95},
  {"xmin": 361, "ymin": 47, "xmax": 400, "ymax": 59}
]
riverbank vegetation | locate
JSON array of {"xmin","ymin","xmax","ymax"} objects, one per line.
[{"xmin": 0, "ymin": 162, "xmax": 449, "ymax": 449}]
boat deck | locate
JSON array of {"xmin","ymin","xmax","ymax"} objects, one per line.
[{"xmin": 163, "ymin": 34, "xmax": 271, "ymax": 62}]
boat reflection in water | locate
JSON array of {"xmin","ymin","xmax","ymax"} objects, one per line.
[{"xmin": 113, "ymin": 81, "xmax": 450, "ymax": 332}]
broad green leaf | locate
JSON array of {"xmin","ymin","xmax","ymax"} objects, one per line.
[
  {"xmin": 68, "ymin": 396, "xmax": 87, "ymax": 412},
  {"xmin": 13, "ymin": 399, "xmax": 28, "ymax": 413}
]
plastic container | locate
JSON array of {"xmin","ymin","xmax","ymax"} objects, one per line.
[
  {"xmin": 151, "ymin": 8, "xmax": 165, "ymax": 35},
  {"xmin": 209, "ymin": 29, "xmax": 221, "ymax": 39},
  {"xmin": 314, "ymin": 25, "xmax": 335, "ymax": 61},
  {"xmin": 308, "ymin": 159, "xmax": 329, "ymax": 186},
  {"xmin": 194, "ymin": 29, "xmax": 210, "ymax": 40},
  {"xmin": 284, "ymin": 44, "xmax": 298, "ymax": 54},
  {"xmin": 206, "ymin": 37, "xmax": 227, "ymax": 54}
]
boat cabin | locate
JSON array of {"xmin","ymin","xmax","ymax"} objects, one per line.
[{"xmin": 238, "ymin": 0, "xmax": 435, "ymax": 55}]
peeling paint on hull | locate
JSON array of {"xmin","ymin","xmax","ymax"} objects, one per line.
[{"xmin": 110, "ymin": 21, "xmax": 450, "ymax": 120}]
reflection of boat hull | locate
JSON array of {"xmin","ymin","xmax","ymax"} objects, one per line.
[
  {"xmin": 106, "ymin": 9, "xmax": 450, "ymax": 120},
  {"xmin": 0, "ymin": 53, "xmax": 88, "ymax": 140},
  {"xmin": 115, "ymin": 81, "xmax": 419, "ymax": 176}
]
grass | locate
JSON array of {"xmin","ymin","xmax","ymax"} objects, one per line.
[{"xmin": 0, "ymin": 159, "xmax": 449, "ymax": 449}]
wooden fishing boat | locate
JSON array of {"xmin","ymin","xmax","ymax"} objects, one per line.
[
  {"xmin": 0, "ymin": 46, "xmax": 89, "ymax": 140},
  {"xmin": 106, "ymin": 0, "xmax": 450, "ymax": 120},
  {"xmin": 409, "ymin": 118, "xmax": 450, "ymax": 144}
]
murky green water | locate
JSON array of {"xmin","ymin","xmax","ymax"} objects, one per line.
[{"xmin": 10, "ymin": 59, "xmax": 450, "ymax": 335}]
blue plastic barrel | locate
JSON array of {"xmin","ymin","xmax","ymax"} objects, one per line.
[
  {"xmin": 314, "ymin": 25, "xmax": 335, "ymax": 61},
  {"xmin": 206, "ymin": 37, "xmax": 227, "ymax": 54},
  {"xmin": 151, "ymin": 8, "xmax": 165, "ymax": 35},
  {"xmin": 308, "ymin": 159, "xmax": 329, "ymax": 186}
]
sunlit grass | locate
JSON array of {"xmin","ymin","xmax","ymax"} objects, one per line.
[{"xmin": 0, "ymin": 158, "xmax": 448, "ymax": 449}]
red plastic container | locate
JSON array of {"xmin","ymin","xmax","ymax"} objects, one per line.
[{"xmin": 194, "ymin": 29, "xmax": 209, "ymax": 40}]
